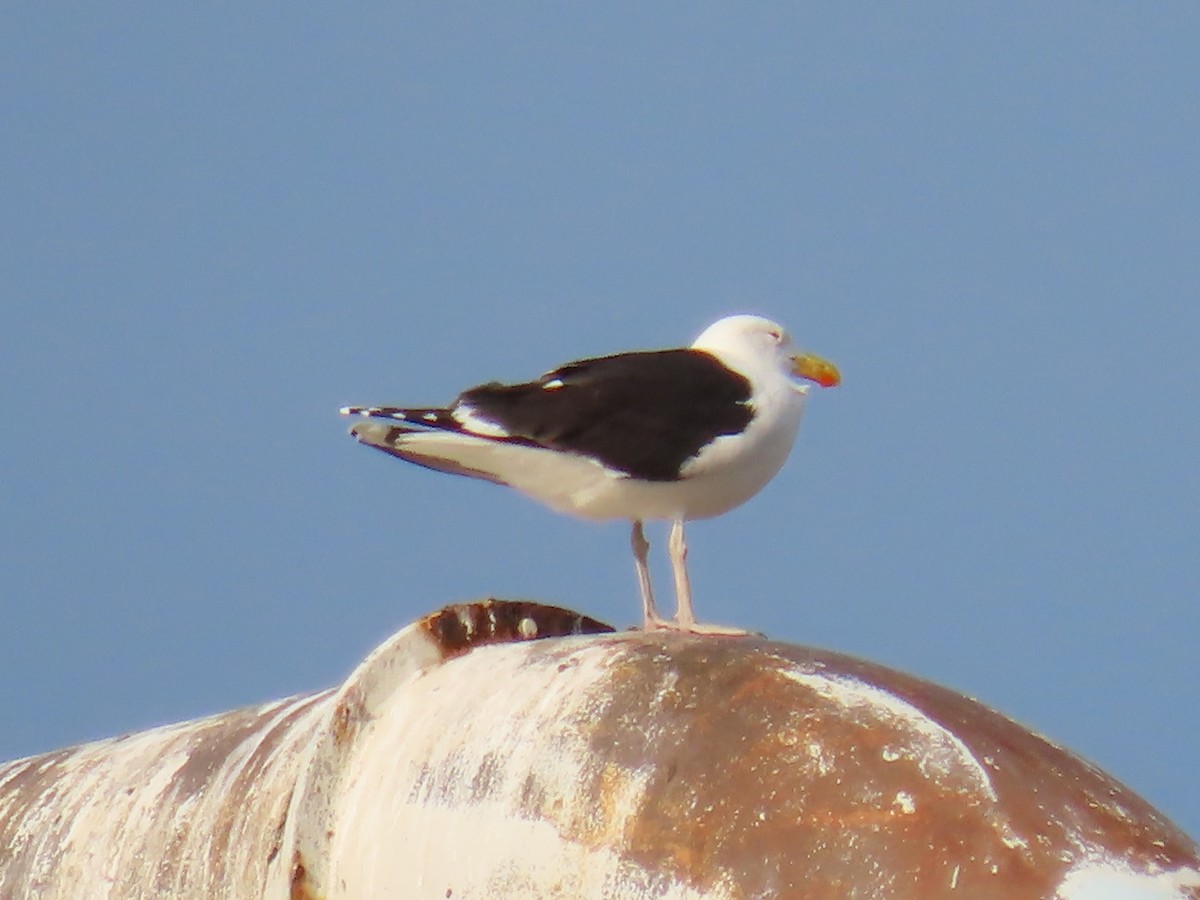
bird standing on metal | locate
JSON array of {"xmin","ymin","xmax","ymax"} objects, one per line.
[{"xmin": 341, "ymin": 314, "xmax": 840, "ymax": 632}]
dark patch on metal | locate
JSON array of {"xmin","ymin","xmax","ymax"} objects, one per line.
[
  {"xmin": 517, "ymin": 633, "xmax": 1200, "ymax": 898},
  {"xmin": 467, "ymin": 749, "xmax": 507, "ymax": 803},
  {"xmin": 168, "ymin": 705, "xmax": 279, "ymax": 803},
  {"xmin": 330, "ymin": 687, "xmax": 364, "ymax": 748},
  {"xmin": 0, "ymin": 751, "xmax": 77, "ymax": 891},
  {"xmin": 265, "ymin": 794, "xmax": 290, "ymax": 865},
  {"xmin": 290, "ymin": 850, "xmax": 318, "ymax": 900},
  {"xmin": 421, "ymin": 599, "xmax": 613, "ymax": 659}
]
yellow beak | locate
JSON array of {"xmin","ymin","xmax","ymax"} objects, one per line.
[{"xmin": 791, "ymin": 352, "xmax": 841, "ymax": 388}]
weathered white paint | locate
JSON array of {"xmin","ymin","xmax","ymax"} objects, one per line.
[
  {"xmin": 0, "ymin": 692, "xmax": 332, "ymax": 898},
  {"xmin": 778, "ymin": 666, "xmax": 1003, "ymax": 801},
  {"xmin": 1058, "ymin": 855, "xmax": 1200, "ymax": 899},
  {"xmin": 1, "ymin": 601, "xmax": 1197, "ymax": 900}
]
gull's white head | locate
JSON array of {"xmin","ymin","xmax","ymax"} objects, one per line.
[{"xmin": 691, "ymin": 314, "xmax": 841, "ymax": 390}]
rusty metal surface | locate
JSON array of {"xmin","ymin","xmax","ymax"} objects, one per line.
[
  {"xmin": 0, "ymin": 692, "xmax": 331, "ymax": 899},
  {"xmin": 1, "ymin": 600, "xmax": 1197, "ymax": 899},
  {"xmin": 421, "ymin": 598, "xmax": 614, "ymax": 657},
  {"xmin": 272, "ymin": 599, "xmax": 614, "ymax": 899},
  {"xmin": 294, "ymin": 632, "xmax": 1200, "ymax": 899},
  {"xmin": 0, "ymin": 600, "xmax": 612, "ymax": 900}
]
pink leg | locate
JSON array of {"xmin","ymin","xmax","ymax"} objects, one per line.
[
  {"xmin": 667, "ymin": 518, "xmax": 750, "ymax": 636},
  {"xmin": 632, "ymin": 521, "xmax": 671, "ymax": 630}
]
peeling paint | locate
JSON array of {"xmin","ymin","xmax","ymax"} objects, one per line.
[
  {"xmin": 1, "ymin": 601, "xmax": 1197, "ymax": 899},
  {"xmin": 777, "ymin": 666, "xmax": 1002, "ymax": 802},
  {"xmin": 1057, "ymin": 854, "xmax": 1200, "ymax": 899}
]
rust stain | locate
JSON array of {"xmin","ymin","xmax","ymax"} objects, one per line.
[
  {"xmin": 421, "ymin": 599, "xmax": 613, "ymax": 658},
  {"xmin": 723, "ymin": 668, "xmax": 784, "ymax": 707},
  {"xmin": 4, "ymin": 611, "xmax": 1197, "ymax": 899},
  {"xmin": 800, "ymin": 804, "xmax": 923, "ymax": 829},
  {"xmin": 290, "ymin": 849, "xmax": 321, "ymax": 900},
  {"xmin": 330, "ymin": 687, "xmax": 365, "ymax": 748},
  {"xmin": 542, "ymin": 637, "xmax": 1065, "ymax": 897},
  {"xmin": 265, "ymin": 799, "xmax": 289, "ymax": 866}
]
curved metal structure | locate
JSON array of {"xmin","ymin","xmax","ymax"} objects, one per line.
[{"xmin": 1, "ymin": 600, "xmax": 1197, "ymax": 899}]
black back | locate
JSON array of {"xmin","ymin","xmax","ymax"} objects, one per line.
[{"xmin": 458, "ymin": 349, "xmax": 753, "ymax": 481}]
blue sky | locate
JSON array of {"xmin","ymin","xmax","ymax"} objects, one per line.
[{"xmin": 3, "ymin": 5, "xmax": 1197, "ymax": 838}]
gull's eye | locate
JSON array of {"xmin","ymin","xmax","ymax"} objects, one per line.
[{"xmin": 767, "ymin": 329, "xmax": 783, "ymax": 343}]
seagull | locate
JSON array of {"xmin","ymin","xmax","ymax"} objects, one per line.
[{"xmin": 340, "ymin": 314, "xmax": 839, "ymax": 632}]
